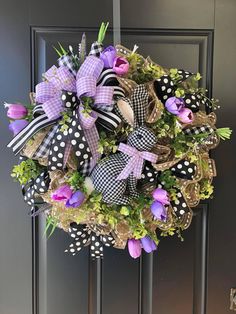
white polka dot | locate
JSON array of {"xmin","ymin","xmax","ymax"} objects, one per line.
[
  {"xmin": 91, "ymin": 236, "xmax": 96, "ymax": 241},
  {"xmin": 83, "ymin": 154, "xmax": 89, "ymax": 159},
  {"xmin": 181, "ymin": 170, "xmax": 186, "ymax": 175},
  {"xmin": 150, "ymin": 178, "xmax": 154, "ymax": 182},
  {"xmin": 67, "ymin": 92, "xmax": 72, "ymax": 95},
  {"xmin": 51, "ymin": 166, "xmax": 56, "ymax": 171},
  {"xmin": 69, "ymin": 128, "xmax": 73, "ymax": 134},
  {"xmin": 182, "ymin": 203, "xmax": 187, "ymax": 208},
  {"xmin": 36, "ymin": 178, "xmax": 40, "ymax": 183},
  {"xmin": 95, "ymin": 242, "xmax": 100, "ymax": 247},
  {"xmin": 177, "ymin": 192, "xmax": 182, "ymax": 197},
  {"xmin": 58, "ymin": 153, "xmax": 63, "ymax": 158},
  {"xmin": 91, "ymin": 246, "xmax": 95, "ymax": 250},
  {"xmin": 163, "ymin": 95, "xmax": 168, "ymax": 100},
  {"xmin": 188, "ymin": 168, "xmax": 193, "ymax": 173},
  {"xmin": 74, "ymin": 132, "xmax": 80, "ymax": 138},
  {"xmin": 82, "ymin": 136, "xmax": 86, "ymax": 142},
  {"xmin": 52, "ymin": 157, "xmax": 57, "ymax": 162},
  {"xmin": 41, "ymin": 181, "xmax": 45, "ymax": 187},
  {"xmin": 62, "ymin": 94, "xmax": 66, "ymax": 101},
  {"xmin": 57, "ymin": 163, "xmax": 62, "ymax": 167},
  {"xmin": 147, "ymin": 172, "xmax": 152, "ymax": 177},
  {"xmin": 39, "ymin": 188, "xmax": 44, "ymax": 193},
  {"xmin": 70, "ymin": 248, "xmax": 75, "ymax": 253},
  {"xmin": 79, "ymin": 143, "xmax": 84, "ymax": 149},
  {"xmin": 76, "ymin": 151, "xmax": 81, "ymax": 157},
  {"xmin": 174, "ymin": 199, "xmax": 180, "ymax": 205},
  {"xmin": 180, "ymin": 209, "xmax": 185, "ymax": 215},
  {"xmin": 164, "ymin": 78, "xmax": 168, "ymax": 83},
  {"xmin": 71, "ymin": 234, "xmax": 76, "ymax": 238},
  {"xmin": 161, "ymin": 86, "xmax": 166, "ymax": 91},
  {"xmin": 72, "ymin": 121, "xmax": 76, "ymax": 126},
  {"xmin": 184, "ymin": 161, "xmax": 190, "ymax": 166},
  {"xmin": 186, "ymin": 99, "xmax": 191, "ymax": 104},
  {"xmin": 72, "ymin": 96, "xmax": 76, "ymax": 102},
  {"xmin": 177, "ymin": 164, "xmax": 182, "ymax": 169},
  {"xmin": 173, "ymin": 206, "xmax": 177, "ymax": 212},
  {"xmin": 71, "ymin": 139, "xmax": 76, "ymax": 145},
  {"xmin": 167, "ymin": 88, "xmax": 172, "ymax": 93},
  {"xmin": 191, "ymin": 95, "xmax": 196, "ymax": 100},
  {"xmin": 60, "ymin": 142, "xmax": 65, "ymax": 147},
  {"xmin": 53, "ymin": 146, "xmax": 58, "ymax": 151}
]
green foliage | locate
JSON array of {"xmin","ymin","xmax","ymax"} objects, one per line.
[
  {"xmin": 126, "ymin": 52, "xmax": 165, "ymax": 83},
  {"xmin": 216, "ymin": 127, "xmax": 232, "ymax": 140},
  {"xmin": 53, "ymin": 42, "xmax": 67, "ymax": 57},
  {"xmin": 66, "ymin": 171, "xmax": 86, "ymax": 192},
  {"xmin": 81, "ymin": 96, "xmax": 93, "ymax": 117},
  {"xmin": 59, "ymin": 110, "xmax": 72, "ymax": 132},
  {"xmin": 44, "ymin": 215, "xmax": 58, "ymax": 238},
  {"xmin": 152, "ymin": 110, "xmax": 180, "ymax": 139},
  {"xmin": 97, "ymin": 22, "xmax": 109, "ymax": 43},
  {"xmin": 11, "ymin": 159, "xmax": 42, "ymax": 185},
  {"xmin": 98, "ymin": 131, "xmax": 117, "ymax": 155},
  {"xmin": 199, "ymin": 179, "xmax": 214, "ymax": 200}
]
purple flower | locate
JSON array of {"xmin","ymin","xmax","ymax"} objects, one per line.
[
  {"xmin": 128, "ymin": 239, "xmax": 142, "ymax": 259},
  {"xmin": 165, "ymin": 97, "xmax": 184, "ymax": 115},
  {"xmin": 141, "ymin": 236, "xmax": 157, "ymax": 253},
  {"xmin": 51, "ymin": 185, "xmax": 73, "ymax": 202},
  {"xmin": 66, "ymin": 190, "xmax": 85, "ymax": 208},
  {"xmin": 152, "ymin": 188, "xmax": 170, "ymax": 205},
  {"xmin": 9, "ymin": 119, "xmax": 29, "ymax": 136},
  {"xmin": 177, "ymin": 108, "xmax": 194, "ymax": 124},
  {"xmin": 113, "ymin": 57, "xmax": 129, "ymax": 75},
  {"xmin": 100, "ymin": 45, "xmax": 116, "ymax": 68},
  {"xmin": 150, "ymin": 201, "xmax": 167, "ymax": 221},
  {"xmin": 6, "ymin": 103, "xmax": 28, "ymax": 119}
]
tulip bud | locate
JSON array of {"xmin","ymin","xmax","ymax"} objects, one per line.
[
  {"xmin": 177, "ymin": 108, "xmax": 194, "ymax": 124},
  {"xmin": 6, "ymin": 103, "xmax": 28, "ymax": 119},
  {"xmin": 128, "ymin": 239, "xmax": 142, "ymax": 259},
  {"xmin": 9, "ymin": 119, "xmax": 29, "ymax": 136}
]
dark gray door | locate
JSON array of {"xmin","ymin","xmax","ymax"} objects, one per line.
[{"xmin": 0, "ymin": 1, "xmax": 235, "ymax": 314}]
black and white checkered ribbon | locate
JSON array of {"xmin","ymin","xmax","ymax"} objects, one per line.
[
  {"xmin": 58, "ymin": 52, "xmax": 78, "ymax": 77},
  {"xmin": 89, "ymin": 41, "xmax": 103, "ymax": 57},
  {"xmin": 65, "ymin": 223, "xmax": 115, "ymax": 259}
]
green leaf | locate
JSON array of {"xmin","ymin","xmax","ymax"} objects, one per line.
[
  {"xmin": 216, "ymin": 127, "xmax": 232, "ymax": 140},
  {"xmin": 97, "ymin": 22, "xmax": 109, "ymax": 43}
]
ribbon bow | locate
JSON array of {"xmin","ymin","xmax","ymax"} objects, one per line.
[
  {"xmin": 155, "ymin": 69, "xmax": 210, "ymax": 112},
  {"xmin": 116, "ymin": 143, "xmax": 158, "ymax": 180},
  {"xmin": 65, "ymin": 223, "xmax": 115, "ymax": 259}
]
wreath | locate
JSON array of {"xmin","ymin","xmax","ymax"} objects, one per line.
[{"xmin": 5, "ymin": 23, "xmax": 231, "ymax": 259}]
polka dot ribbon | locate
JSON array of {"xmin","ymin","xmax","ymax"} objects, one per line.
[
  {"xmin": 154, "ymin": 69, "xmax": 210, "ymax": 112},
  {"xmin": 22, "ymin": 170, "xmax": 50, "ymax": 211},
  {"xmin": 47, "ymin": 91, "xmax": 94, "ymax": 171},
  {"xmin": 65, "ymin": 223, "xmax": 115, "ymax": 259}
]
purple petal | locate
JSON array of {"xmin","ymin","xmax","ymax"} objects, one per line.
[
  {"xmin": 150, "ymin": 201, "xmax": 167, "ymax": 221},
  {"xmin": 51, "ymin": 185, "xmax": 73, "ymax": 201},
  {"xmin": 165, "ymin": 97, "xmax": 184, "ymax": 115},
  {"xmin": 65, "ymin": 190, "xmax": 85, "ymax": 208},
  {"xmin": 141, "ymin": 236, "xmax": 157, "ymax": 253},
  {"xmin": 6, "ymin": 104, "xmax": 28, "ymax": 119},
  {"xmin": 152, "ymin": 188, "xmax": 170, "ymax": 205},
  {"xmin": 9, "ymin": 119, "xmax": 29, "ymax": 136},
  {"xmin": 128, "ymin": 239, "xmax": 142, "ymax": 259}
]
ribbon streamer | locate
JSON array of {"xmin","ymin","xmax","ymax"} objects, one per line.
[{"xmin": 65, "ymin": 223, "xmax": 115, "ymax": 259}]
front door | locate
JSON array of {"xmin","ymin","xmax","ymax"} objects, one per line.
[{"xmin": 0, "ymin": 1, "xmax": 235, "ymax": 314}]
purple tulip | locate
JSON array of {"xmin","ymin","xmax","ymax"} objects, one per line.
[
  {"xmin": 150, "ymin": 201, "xmax": 167, "ymax": 221},
  {"xmin": 141, "ymin": 236, "xmax": 157, "ymax": 253},
  {"xmin": 9, "ymin": 119, "xmax": 29, "ymax": 136},
  {"xmin": 152, "ymin": 188, "xmax": 170, "ymax": 205},
  {"xmin": 128, "ymin": 239, "xmax": 142, "ymax": 259},
  {"xmin": 113, "ymin": 57, "xmax": 129, "ymax": 75},
  {"xmin": 51, "ymin": 185, "xmax": 73, "ymax": 201},
  {"xmin": 100, "ymin": 45, "xmax": 116, "ymax": 68},
  {"xmin": 6, "ymin": 103, "xmax": 28, "ymax": 119},
  {"xmin": 165, "ymin": 97, "xmax": 184, "ymax": 115},
  {"xmin": 177, "ymin": 108, "xmax": 194, "ymax": 124},
  {"xmin": 65, "ymin": 190, "xmax": 85, "ymax": 208}
]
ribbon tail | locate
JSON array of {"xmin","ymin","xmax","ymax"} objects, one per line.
[
  {"xmin": 133, "ymin": 157, "xmax": 144, "ymax": 179},
  {"xmin": 117, "ymin": 156, "xmax": 137, "ymax": 181}
]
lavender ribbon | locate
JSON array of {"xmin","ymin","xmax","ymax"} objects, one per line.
[
  {"xmin": 116, "ymin": 143, "xmax": 158, "ymax": 180},
  {"xmin": 36, "ymin": 56, "xmax": 114, "ymax": 121}
]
